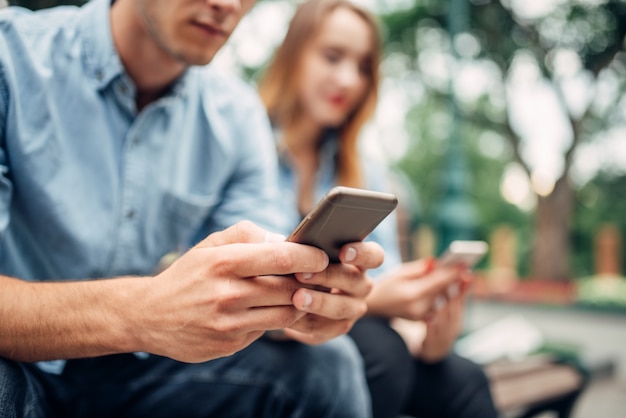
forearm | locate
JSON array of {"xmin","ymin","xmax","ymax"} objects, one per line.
[
  {"xmin": 0, "ymin": 275, "xmax": 146, "ymax": 362},
  {"xmin": 365, "ymin": 299, "xmax": 392, "ymax": 318},
  {"xmin": 365, "ymin": 282, "xmax": 397, "ymax": 319}
]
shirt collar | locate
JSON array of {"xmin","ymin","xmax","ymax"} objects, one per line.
[
  {"xmin": 78, "ymin": 0, "xmax": 123, "ymax": 90},
  {"xmin": 77, "ymin": 0, "xmax": 189, "ymax": 99}
]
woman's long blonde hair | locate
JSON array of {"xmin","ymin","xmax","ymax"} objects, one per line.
[{"xmin": 258, "ymin": 0, "xmax": 382, "ymax": 188}]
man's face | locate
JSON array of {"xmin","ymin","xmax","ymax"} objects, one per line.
[{"xmin": 135, "ymin": 0, "xmax": 256, "ymax": 66}]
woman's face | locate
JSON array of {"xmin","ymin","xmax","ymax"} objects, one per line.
[{"xmin": 297, "ymin": 7, "xmax": 374, "ymax": 128}]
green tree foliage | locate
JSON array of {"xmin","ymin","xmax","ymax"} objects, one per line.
[{"xmin": 382, "ymin": 0, "xmax": 626, "ymax": 279}]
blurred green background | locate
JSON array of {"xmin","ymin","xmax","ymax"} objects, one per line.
[{"xmin": 8, "ymin": 0, "xmax": 626, "ymax": 307}]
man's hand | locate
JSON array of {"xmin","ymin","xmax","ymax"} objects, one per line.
[
  {"xmin": 0, "ymin": 221, "xmax": 374, "ymax": 363},
  {"xmin": 130, "ymin": 221, "xmax": 332, "ymax": 362},
  {"xmin": 280, "ymin": 241, "xmax": 382, "ymax": 345}
]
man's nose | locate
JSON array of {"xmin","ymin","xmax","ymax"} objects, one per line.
[{"xmin": 206, "ymin": 0, "xmax": 242, "ymax": 14}]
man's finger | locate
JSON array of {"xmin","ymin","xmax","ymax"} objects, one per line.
[
  {"xmin": 193, "ymin": 241, "xmax": 329, "ymax": 278},
  {"xmin": 222, "ymin": 274, "xmax": 304, "ymax": 309},
  {"xmin": 338, "ymin": 241, "xmax": 384, "ymax": 270},
  {"xmin": 294, "ymin": 263, "xmax": 372, "ymax": 298},
  {"xmin": 283, "ymin": 316, "xmax": 352, "ymax": 345},
  {"xmin": 248, "ymin": 306, "xmax": 307, "ymax": 331},
  {"xmin": 292, "ymin": 288, "xmax": 367, "ymax": 321},
  {"xmin": 196, "ymin": 221, "xmax": 284, "ymax": 248}
]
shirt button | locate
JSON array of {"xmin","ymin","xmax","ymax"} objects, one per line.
[
  {"xmin": 95, "ymin": 70, "xmax": 104, "ymax": 81},
  {"xmin": 119, "ymin": 84, "xmax": 129, "ymax": 95},
  {"xmin": 132, "ymin": 136, "xmax": 140, "ymax": 146},
  {"xmin": 125, "ymin": 209, "xmax": 136, "ymax": 219}
]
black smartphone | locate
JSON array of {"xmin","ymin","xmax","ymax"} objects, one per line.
[{"xmin": 287, "ymin": 186, "xmax": 398, "ymax": 262}]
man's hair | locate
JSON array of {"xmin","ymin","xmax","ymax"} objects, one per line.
[{"xmin": 258, "ymin": 0, "xmax": 382, "ymax": 188}]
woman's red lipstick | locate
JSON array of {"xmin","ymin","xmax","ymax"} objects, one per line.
[{"xmin": 328, "ymin": 95, "xmax": 347, "ymax": 107}]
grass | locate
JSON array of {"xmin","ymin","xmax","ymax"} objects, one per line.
[{"xmin": 575, "ymin": 275, "xmax": 626, "ymax": 313}]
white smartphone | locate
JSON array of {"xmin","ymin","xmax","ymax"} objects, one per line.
[
  {"xmin": 287, "ymin": 186, "xmax": 398, "ymax": 262},
  {"xmin": 438, "ymin": 240, "xmax": 489, "ymax": 268}
]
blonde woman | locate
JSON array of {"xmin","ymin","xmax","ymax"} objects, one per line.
[{"xmin": 259, "ymin": 1, "xmax": 498, "ymax": 417}]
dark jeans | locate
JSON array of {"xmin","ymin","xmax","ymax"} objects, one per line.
[
  {"xmin": 349, "ymin": 317, "xmax": 499, "ymax": 418},
  {"xmin": 0, "ymin": 335, "xmax": 370, "ymax": 418}
]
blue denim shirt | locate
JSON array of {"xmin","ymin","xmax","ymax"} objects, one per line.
[
  {"xmin": 0, "ymin": 0, "xmax": 282, "ymax": 285},
  {"xmin": 276, "ymin": 134, "xmax": 402, "ymax": 278}
]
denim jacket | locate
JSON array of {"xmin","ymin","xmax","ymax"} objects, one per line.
[{"xmin": 275, "ymin": 131, "xmax": 402, "ymax": 279}]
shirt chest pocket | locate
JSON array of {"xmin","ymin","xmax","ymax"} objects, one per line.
[{"xmin": 160, "ymin": 191, "xmax": 219, "ymax": 250}]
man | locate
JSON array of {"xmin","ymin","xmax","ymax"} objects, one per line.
[{"xmin": 0, "ymin": 0, "xmax": 384, "ymax": 416}]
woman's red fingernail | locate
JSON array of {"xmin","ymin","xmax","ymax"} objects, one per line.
[{"xmin": 425, "ymin": 257, "xmax": 436, "ymax": 272}]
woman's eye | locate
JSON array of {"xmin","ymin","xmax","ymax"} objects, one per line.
[
  {"xmin": 359, "ymin": 63, "xmax": 372, "ymax": 77},
  {"xmin": 323, "ymin": 51, "xmax": 341, "ymax": 64}
]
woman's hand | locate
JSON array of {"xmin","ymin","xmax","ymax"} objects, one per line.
[
  {"xmin": 419, "ymin": 280, "xmax": 469, "ymax": 362},
  {"xmin": 366, "ymin": 258, "xmax": 462, "ymax": 321},
  {"xmin": 391, "ymin": 278, "xmax": 470, "ymax": 362}
]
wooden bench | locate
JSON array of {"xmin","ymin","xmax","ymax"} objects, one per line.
[
  {"xmin": 486, "ymin": 349, "xmax": 623, "ymax": 418},
  {"xmin": 486, "ymin": 354, "xmax": 585, "ymax": 417}
]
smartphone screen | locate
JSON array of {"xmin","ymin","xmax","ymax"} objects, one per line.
[
  {"xmin": 438, "ymin": 240, "xmax": 489, "ymax": 268},
  {"xmin": 287, "ymin": 186, "xmax": 398, "ymax": 262}
]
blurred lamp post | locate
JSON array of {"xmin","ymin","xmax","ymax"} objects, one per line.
[{"xmin": 435, "ymin": 0, "xmax": 479, "ymax": 254}]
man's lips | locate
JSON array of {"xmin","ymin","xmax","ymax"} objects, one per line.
[{"xmin": 191, "ymin": 21, "xmax": 227, "ymax": 38}]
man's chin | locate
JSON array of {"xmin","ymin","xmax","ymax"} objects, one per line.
[
  {"xmin": 183, "ymin": 54, "xmax": 218, "ymax": 67},
  {"xmin": 173, "ymin": 46, "xmax": 221, "ymax": 67}
]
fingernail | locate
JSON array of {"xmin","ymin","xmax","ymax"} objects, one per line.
[
  {"xmin": 447, "ymin": 283, "xmax": 459, "ymax": 298},
  {"xmin": 345, "ymin": 247, "xmax": 357, "ymax": 262},
  {"xmin": 302, "ymin": 291, "xmax": 312, "ymax": 309},
  {"xmin": 301, "ymin": 272, "xmax": 313, "ymax": 280},
  {"xmin": 434, "ymin": 295, "xmax": 446, "ymax": 311},
  {"xmin": 425, "ymin": 257, "xmax": 436, "ymax": 272}
]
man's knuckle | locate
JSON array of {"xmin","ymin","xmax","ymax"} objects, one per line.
[
  {"xmin": 211, "ymin": 320, "xmax": 230, "ymax": 334},
  {"xmin": 212, "ymin": 277, "xmax": 239, "ymax": 299},
  {"xmin": 279, "ymin": 309, "xmax": 299, "ymax": 328},
  {"xmin": 333, "ymin": 301, "xmax": 350, "ymax": 319},
  {"xmin": 232, "ymin": 220, "xmax": 256, "ymax": 241},
  {"xmin": 210, "ymin": 251, "xmax": 235, "ymax": 275},
  {"xmin": 272, "ymin": 246, "xmax": 294, "ymax": 271}
]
